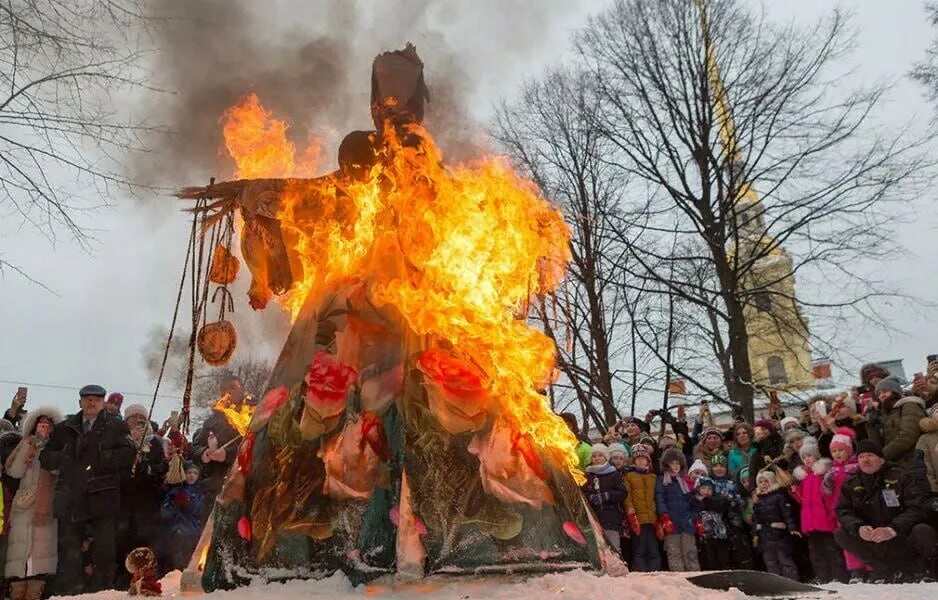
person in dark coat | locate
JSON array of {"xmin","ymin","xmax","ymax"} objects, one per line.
[
  {"xmin": 749, "ymin": 419, "xmax": 785, "ymax": 489},
  {"xmin": 39, "ymin": 385, "xmax": 135, "ymax": 594},
  {"xmin": 189, "ymin": 377, "xmax": 248, "ymax": 524},
  {"xmin": 866, "ymin": 378, "xmax": 927, "ymax": 468},
  {"xmin": 753, "ymin": 470, "xmax": 799, "ymax": 580},
  {"xmin": 695, "ymin": 476, "xmax": 731, "ymax": 570},
  {"xmin": 160, "ymin": 462, "xmax": 205, "ymax": 572},
  {"xmin": 115, "ymin": 404, "xmax": 169, "ymax": 587},
  {"xmin": 582, "ymin": 444, "xmax": 627, "ymax": 553},
  {"xmin": 655, "ymin": 448, "xmax": 700, "ymax": 571},
  {"xmin": 833, "ymin": 439, "xmax": 937, "ymax": 582}
]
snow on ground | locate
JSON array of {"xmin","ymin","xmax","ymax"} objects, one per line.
[{"xmin": 51, "ymin": 570, "xmax": 938, "ymax": 600}]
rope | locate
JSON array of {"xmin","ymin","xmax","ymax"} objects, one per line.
[{"xmin": 131, "ymin": 196, "xmax": 197, "ymax": 474}]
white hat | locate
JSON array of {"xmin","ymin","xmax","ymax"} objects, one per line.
[
  {"xmin": 608, "ymin": 443, "xmax": 629, "ymax": 458},
  {"xmin": 689, "ymin": 459, "xmax": 709, "ymax": 475},
  {"xmin": 123, "ymin": 403, "xmax": 150, "ymax": 422},
  {"xmin": 590, "ymin": 443, "xmax": 611, "ymax": 460},
  {"xmin": 780, "ymin": 416, "xmax": 800, "ymax": 431}
]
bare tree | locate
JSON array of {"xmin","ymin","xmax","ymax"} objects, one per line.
[
  {"xmin": 573, "ymin": 0, "xmax": 932, "ymax": 421},
  {"xmin": 0, "ymin": 1, "xmax": 153, "ymax": 274},
  {"xmin": 493, "ymin": 68, "xmax": 662, "ymax": 433},
  {"xmin": 912, "ymin": 2, "xmax": 938, "ymax": 105}
]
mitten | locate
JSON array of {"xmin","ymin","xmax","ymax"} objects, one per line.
[{"xmin": 628, "ymin": 510, "xmax": 641, "ymax": 536}]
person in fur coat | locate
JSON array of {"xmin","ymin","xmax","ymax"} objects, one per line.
[
  {"xmin": 3, "ymin": 406, "xmax": 62, "ymax": 600},
  {"xmin": 915, "ymin": 404, "xmax": 938, "ymax": 493},
  {"xmin": 792, "ymin": 442, "xmax": 847, "ymax": 583}
]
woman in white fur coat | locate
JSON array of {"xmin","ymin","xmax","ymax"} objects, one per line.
[{"xmin": 4, "ymin": 406, "xmax": 62, "ymax": 600}]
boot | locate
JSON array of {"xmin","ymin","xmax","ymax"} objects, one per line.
[
  {"xmin": 23, "ymin": 580, "xmax": 44, "ymax": 600},
  {"xmin": 9, "ymin": 581, "xmax": 27, "ymax": 600}
]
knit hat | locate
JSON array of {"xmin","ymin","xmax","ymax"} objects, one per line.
[
  {"xmin": 123, "ymin": 403, "xmax": 150, "ymax": 422},
  {"xmin": 779, "ymin": 416, "xmax": 800, "ymax": 431},
  {"xmin": 697, "ymin": 476, "xmax": 715, "ymax": 491},
  {"xmin": 784, "ymin": 429, "xmax": 808, "ymax": 444},
  {"xmin": 738, "ymin": 465, "xmax": 751, "ymax": 483},
  {"xmin": 640, "ymin": 435, "xmax": 660, "ymax": 449},
  {"xmin": 632, "ymin": 445, "xmax": 652, "ymax": 461},
  {"xmin": 799, "ymin": 439, "xmax": 821, "ymax": 459},
  {"xmin": 829, "ymin": 427, "xmax": 857, "ymax": 454},
  {"xmin": 689, "ymin": 459, "xmax": 709, "ymax": 475},
  {"xmin": 874, "ymin": 377, "xmax": 903, "ymax": 398},
  {"xmin": 702, "ymin": 426, "xmax": 722, "ymax": 441},
  {"xmin": 711, "ymin": 453, "xmax": 728, "ymax": 466},
  {"xmin": 106, "ymin": 392, "xmax": 125, "ymax": 408},
  {"xmin": 839, "ymin": 396, "xmax": 858, "ymax": 416},
  {"xmin": 608, "ymin": 442, "xmax": 630, "ymax": 458},
  {"xmin": 756, "ymin": 470, "xmax": 777, "ymax": 485},
  {"xmin": 754, "ymin": 419, "xmax": 776, "ymax": 432},
  {"xmin": 590, "ymin": 443, "xmax": 611, "ymax": 460},
  {"xmin": 856, "ymin": 439, "xmax": 885, "ymax": 459},
  {"xmin": 930, "ymin": 404, "xmax": 938, "ymax": 419}
]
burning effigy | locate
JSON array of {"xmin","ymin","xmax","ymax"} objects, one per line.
[{"xmin": 176, "ymin": 44, "xmax": 624, "ymax": 590}]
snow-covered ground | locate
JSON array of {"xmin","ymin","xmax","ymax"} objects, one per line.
[{"xmin": 53, "ymin": 570, "xmax": 938, "ymax": 600}]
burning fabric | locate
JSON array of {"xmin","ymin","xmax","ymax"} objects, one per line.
[{"xmin": 178, "ymin": 44, "xmax": 623, "ymax": 590}]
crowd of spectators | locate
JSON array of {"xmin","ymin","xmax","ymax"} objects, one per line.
[{"xmin": 568, "ymin": 360, "xmax": 938, "ymax": 584}]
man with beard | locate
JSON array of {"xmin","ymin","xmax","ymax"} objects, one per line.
[{"xmin": 834, "ymin": 440, "xmax": 937, "ymax": 581}]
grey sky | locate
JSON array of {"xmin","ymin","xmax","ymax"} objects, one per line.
[{"xmin": 0, "ymin": 1, "xmax": 935, "ymax": 421}]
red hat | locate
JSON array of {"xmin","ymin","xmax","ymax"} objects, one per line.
[
  {"xmin": 754, "ymin": 419, "xmax": 776, "ymax": 432},
  {"xmin": 106, "ymin": 392, "xmax": 124, "ymax": 408}
]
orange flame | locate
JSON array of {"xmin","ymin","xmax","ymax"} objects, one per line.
[
  {"xmin": 222, "ymin": 93, "xmax": 320, "ymax": 179},
  {"xmin": 212, "ymin": 393, "xmax": 255, "ymax": 437},
  {"xmin": 220, "ymin": 95, "xmax": 581, "ymax": 477}
]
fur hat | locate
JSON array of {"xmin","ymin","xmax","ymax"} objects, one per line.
[
  {"xmin": 779, "ymin": 416, "xmax": 800, "ymax": 431},
  {"xmin": 660, "ymin": 447, "xmax": 686, "ymax": 473},
  {"xmin": 756, "ymin": 470, "xmax": 777, "ymax": 485},
  {"xmin": 21, "ymin": 406, "xmax": 64, "ymax": 437},
  {"xmin": 874, "ymin": 376, "xmax": 903, "ymax": 398},
  {"xmin": 590, "ymin": 443, "xmax": 611, "ymax": 460},
  {"xmin": 754, "ymin": 419, "xmax": 776, "ymax": 432},
  {"xmin": 856, "ymin": 439, "xmax": 884, "ymax": 459},
  {"xmin": 860, "ymin": 363, "xmax": 889, "ymax": 386},
  {"xmin": 123, "ymin": 403, "xmax": 150, "ymax": 422},
  {"xmin": 799, "ymin": 439, "xmax": 821, "ymax": 459},
  {"xmin": 829, "ymin": 427, "xmax": 856, "ymax": 454},
  {"xmin": 688, "ymin": 459, "xmax": 709, "ymax": 475},
  {"xmin": 608, "ymin": 442, "xmax": 630, "ymax": 458}
]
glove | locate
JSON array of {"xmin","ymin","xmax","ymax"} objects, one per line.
[
  {"xmin": 694, "ymin": 517, "xmax": 704, "ymax": 538},
  {"xmin": 657, "ymin": 513, "xmax": 675, "ymax": 537},
  {"xmin": 628, "ymin": 510, "xmax": 641, "ymax": 536},
  {"xmin": 791, "ymin": 530, "xmax": 803, "ymax": 538}
]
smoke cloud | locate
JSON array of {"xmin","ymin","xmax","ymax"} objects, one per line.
[{"xmin": 135, "ymin": 0, "xmax": 581, "ymax": 185}]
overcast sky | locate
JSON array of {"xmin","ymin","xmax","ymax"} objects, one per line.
[{"xmin": 1, "ymin": 1, "xmax": 935, "ymax": 421}]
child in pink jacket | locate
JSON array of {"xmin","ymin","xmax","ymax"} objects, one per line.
[
  {"xmin": 792, "ymin": 440, "xmax": 847, "ymax": 583},
  {"xmin": 823, "ymin": 427, "xmax": 868, "ymax": 580}
]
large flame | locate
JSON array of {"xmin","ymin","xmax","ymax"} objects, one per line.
[
  {"xmin": 221, "ymin": 95, "xmax": 580, "ymax": 477},
  {"xmin": 212, "ymin": 393, "xmax": 255, "ymax": 437}
]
